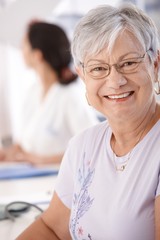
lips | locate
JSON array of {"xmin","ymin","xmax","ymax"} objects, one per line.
[{"xmin": 105, "ymin": 91, "xmax": 134, "ymax": 99}]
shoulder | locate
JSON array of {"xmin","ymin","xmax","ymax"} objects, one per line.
[
  {"xmin": 69, "ymin": 120, "xmax": 109, "ymax": 148},
  {"xmin": 61, "ymin": 120, "xmax": 109, "ymax": 174}
]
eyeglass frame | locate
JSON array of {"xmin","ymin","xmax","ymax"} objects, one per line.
[{"xmin": 80, "ymin": 50, "xmax": 150, "ymax": 80}]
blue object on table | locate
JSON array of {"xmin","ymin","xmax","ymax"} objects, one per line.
[{"xmin": 0, "ymin": 164, "xmax": 58, "ymax": 180}]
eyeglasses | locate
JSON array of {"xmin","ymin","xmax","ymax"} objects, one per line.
[
  {"xmin": 1, "ymin": 201, "xmax": 43, "ymax": 221},
  {"xmin": 81, "ymin": 51, "xmax": 148, "ymax": 79}
]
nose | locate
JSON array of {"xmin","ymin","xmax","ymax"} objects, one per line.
[{"xmin": 106, "ymin": 66, "xmax": 127, "ymax": 89}]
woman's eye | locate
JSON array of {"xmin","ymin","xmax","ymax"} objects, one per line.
[
  {"xmin": 123, "ymin": 61, "xmax": 135, "ymax": 66},
  {"xmin": 91, "ymin": 66, "xmax": 107, "ymax": 72},
  {"xmin": 121, "ymin": 60, "xmax": 138, "ymax": 68}
]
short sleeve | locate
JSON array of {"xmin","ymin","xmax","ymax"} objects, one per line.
[
  {"xmin": 54, "ymin": 132, "xmax": 86, "ymax": 209},
  {"xmin": 54, "ymin": 144, "xmax": 74, "ymax": 209},
  {"xmin": 54, "ymin": 122, "xmax": 107, "ymax": 208}
]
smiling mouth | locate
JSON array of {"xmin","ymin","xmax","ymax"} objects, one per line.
[{"xmin": 105, "ymin": 91, "xmax": 134, "ymax": 100}]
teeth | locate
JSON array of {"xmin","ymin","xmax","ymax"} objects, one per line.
[{"xmin": 108, "ymin": 92, "xmax": 130, "ymax": 99}]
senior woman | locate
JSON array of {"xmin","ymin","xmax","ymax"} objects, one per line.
[{"xmin": 17, "ymin": 3, "xmax": 160, "ymax": 240}]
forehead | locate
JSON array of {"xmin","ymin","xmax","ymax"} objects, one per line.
[{"xmin": 85, "ymin": 31, "xmax": 144, "ymax": 63}]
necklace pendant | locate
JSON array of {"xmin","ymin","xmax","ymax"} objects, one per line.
[{"xmin": 116, "ymin": 165, "xmax": 126, "ymax": 171}]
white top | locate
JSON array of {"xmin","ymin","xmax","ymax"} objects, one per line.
[
  {"xmin": 16, "ymin": 80, "xmax": 98, "ymax": 156},
  {"xmin": 55, "ymin": 120, "xmax": 160, "ymax": 240}
]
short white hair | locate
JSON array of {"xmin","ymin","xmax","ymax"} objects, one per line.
[{"xmin": 71, "ymin": 3, "xmax": 160, "ymax": 67}]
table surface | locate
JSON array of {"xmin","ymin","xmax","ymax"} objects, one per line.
[{"xmin": 0, "ymin": 163, "xmax": 59, "ymax": 240}]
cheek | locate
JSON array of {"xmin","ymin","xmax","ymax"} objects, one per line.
[
  {"xmin": 136, "ymin": 68, "xmax": 155, "ymax": 103},
  {"xmin": 85, "ymin": 80, "xmax": 103, "ymax": 97},
  {"xmin": 135, "ymin": 65, "xmax": 154, "ymax": 88},
  {"xmin": 22, "ymin": 48, "xmax": 30, "ymax": 62},
  {"xmin": 23, "ymin": 51, "xmax": 34, "ymax": 67},
  {"xmin": 143, "ymin": 72, "xmax": 155, "ymax": 91}
]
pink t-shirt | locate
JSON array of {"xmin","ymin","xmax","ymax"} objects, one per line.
[{"xmin": 55, "ymin": 120, "xmax": 160, "ymax": 240}]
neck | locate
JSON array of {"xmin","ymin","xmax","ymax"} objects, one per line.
[{"xmin": 110, "ymin": 101, "xmax": 159, "ymax": 157}]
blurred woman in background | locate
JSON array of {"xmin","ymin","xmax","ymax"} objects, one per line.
[{"xmin": 0, "ymin": 21, "xmax": 98, "ymax": 165}]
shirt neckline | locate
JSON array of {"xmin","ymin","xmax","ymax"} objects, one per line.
[{"xmin": 107, "ymin": 119, "xmax": 160, "ymax": 159}]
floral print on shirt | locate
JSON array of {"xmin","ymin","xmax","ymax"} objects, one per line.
[{"xmin": 70, "ymin": 152, "xmax": 95, "ymax": 240}]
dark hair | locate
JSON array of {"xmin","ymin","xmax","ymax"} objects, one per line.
[{"xmin": 27, "ymin": 21, "xmax": 77, "ymax": 84}]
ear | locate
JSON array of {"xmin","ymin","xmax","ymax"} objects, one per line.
[
  {"xmin": 154, "ymin": 50, "xmax": 160, "ymax": 82},
  {"xmin": 75, "ymin": 66, "xmax": 86, "ymax": 82},
  {"xmin": 33, "ymin": 49, "xmax": 43, "ymax": 63},
  {"xmin": 154, "ymin": 50, "xmax": 160, "ymax": 68}
]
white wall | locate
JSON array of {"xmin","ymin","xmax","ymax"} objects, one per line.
[{"xmin": 0, "ymin": 44, "xmax": 12, "ymax": 139}]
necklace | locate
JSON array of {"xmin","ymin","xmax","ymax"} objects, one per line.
[
  {"xmin": 112, "ymin": 139, "xmax": 134, "ymax": 171},
  {"xmin": 112, "ymin": 111, "xmax": 155, "ymax": 172},
  {"xmin": 113, "ymin": 150, "xmax": 131, "ymax": 171}
]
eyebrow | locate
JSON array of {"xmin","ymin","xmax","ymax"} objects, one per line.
[{"xmin": 86, "ymin": 51, "xmax": 142, "ymax": 64}]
